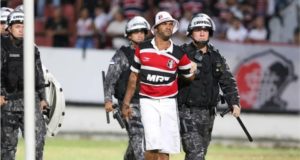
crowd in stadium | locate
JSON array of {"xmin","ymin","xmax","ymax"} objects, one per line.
[{"xmin": 3, "ymin": 0, "xmax": 300, "ymax": 48}]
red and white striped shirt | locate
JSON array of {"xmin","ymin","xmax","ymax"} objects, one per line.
[{"xmin": 131, "ymin": 39, "xmax": 192, "ymax": 99}]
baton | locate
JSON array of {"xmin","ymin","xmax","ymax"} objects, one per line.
[
  {"xmin": 220, "ymin": 107, "xmax": 253, "ymax": 142},
  {"xmin": 102, "ymin": 71, "xmax": 110, "ymax": 124}
]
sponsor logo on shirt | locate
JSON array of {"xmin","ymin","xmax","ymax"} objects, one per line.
[{"xmin": 147, "ymin": 74, "xmax": 170, "ymax": 82}]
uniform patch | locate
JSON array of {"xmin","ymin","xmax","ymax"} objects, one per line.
[
  {"xmin": 9, "ymin": 54, "xmax": 20, "ymax": 57},
  {"xmin": 167, "ymin": 59, "xmax": 175, "ymax": 69}
]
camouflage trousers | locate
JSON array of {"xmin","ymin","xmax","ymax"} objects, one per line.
[
  {"xmin": 179, "ymin": 107, "xmax": 215, "ymax": 160},
  {"xmin": 123, "ymin": 104, "xmax": 144, "ymax": 160},
  {"xmin": 0, "ymin": 97, "xmax": 46, "ymax": 160}
]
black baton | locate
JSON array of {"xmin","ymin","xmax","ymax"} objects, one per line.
[
  {"xmin": 102, "ymin": 71, "xmax": 110, "ymax": 124},
  {"xmin": 220, "ymin": 107, "xmax": 253, "ymax": 142}
]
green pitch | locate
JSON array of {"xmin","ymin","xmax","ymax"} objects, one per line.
[{"xmin": 16, "ymin": 138, "xmax": 300, "ymax": 160}]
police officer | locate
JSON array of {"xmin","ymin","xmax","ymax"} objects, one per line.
[
  {"xmin": 0, "ymin": 10, "xmax": 48, "ymax": 160},
  {"xmin": 104, "ymin": 16, "xmax": 150, "ymax": 160},
  {"xmin": 178, "ymin": 13, "xmax": 241, "ymax": 160}
]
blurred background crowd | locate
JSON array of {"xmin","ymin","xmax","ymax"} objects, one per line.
[{"xmin": 2, "ymin": 0, "xmax": 300, "ymax": 49}]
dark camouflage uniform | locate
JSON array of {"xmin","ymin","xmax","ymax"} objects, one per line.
[
  {"xmin": 179, "ymin": 107, "xmax": 215, "ymax": 160},
  {"xmin": 1, "ymin": 36, "xmax": 47, "ymax": 160},
  {"xmin": 178, "ymin": 43, "xmax": 240, "ymax": 160},
  {"xmin": 104, "ymin": 47, "xmax": 144, "ymax": 160},
  {"xmin": 1, "ymin": 97, "xmax": 46, "ymax": 160}
]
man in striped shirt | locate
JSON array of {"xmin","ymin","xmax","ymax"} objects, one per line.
[{"xmin": 122, "ymin": 11, "xmax": 196, "ymax": 160}]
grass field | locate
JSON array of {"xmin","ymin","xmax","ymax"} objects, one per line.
[{"xmin": 16, "ymin": 138, "xmax": 300, "ymax": 160}]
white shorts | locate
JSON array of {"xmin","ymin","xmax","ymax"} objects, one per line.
[{"xmin": 140, "ymin": 98, "xmax": 180, "ymax": 154}]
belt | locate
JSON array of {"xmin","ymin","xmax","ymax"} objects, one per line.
[
  {"xmin": 188, "ymin": 105, "xmax": 217, "ymax": 116},
  {"xmin": 4, "ymin": 92, "xmax": 23, "ymax": 100},
  {"xmin": 187, "ymin": 105, "xmax": 216, "ymax": 109}
]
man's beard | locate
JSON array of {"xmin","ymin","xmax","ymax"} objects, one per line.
[{"xmin": 158, "ymin": 30, "xmax": 171, "ymax": 41}]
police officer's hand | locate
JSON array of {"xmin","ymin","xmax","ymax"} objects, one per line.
[
  {"xmin": 0, "ymin": 96, "xmax": 8, "ymax": 106},
  {"xmin": 121, "ymin": 103, "xmax": 132, "ymax": 121},
  {"xmin": 40, "ymin": 100, "xmax": 49, "ymax": 112},
  {"xmin": 190, "ymin": 61, "xmax": 197, "ymax": 74},
  {"xmin": 105, "ymin": 101, "xmax": 114, "ymax": 112},
  {"xmin": 232, "ymin": 104, "xmax": 241, "ymax": 117}
]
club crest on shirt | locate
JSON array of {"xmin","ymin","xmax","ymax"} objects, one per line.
[{"xmin": 167, "ymin": 59, "xmax": 175, "ymax": 69}]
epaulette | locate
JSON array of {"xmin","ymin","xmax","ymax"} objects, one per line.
[
  {"xmin": 181, "ymin": 42, "xmax": 197, "ymax": 59},
  {"xmin": 208, "ymin": 43, "xmax": 221, "ymax": 56},
  {"xmin": 119, "ymin": 45, "xmax": 135, "ymax": 59}
]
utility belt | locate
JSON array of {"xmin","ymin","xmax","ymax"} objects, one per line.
[
  {"xmin": 2, "ymin": 92, "xmax": 23, "ymax": 100},
  {"xmin": 2, "ymin": 91, "xmax": 39, "ymax": 101},
  {"xmin": 180, "ymin": 104, "xmax": 217, "ymax": 133}
]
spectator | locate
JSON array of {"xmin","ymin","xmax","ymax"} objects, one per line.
[
  {"xmin": 173, "ymin": 10, "xmax": 193, "ymax": 45},
  {"xmin": 214, "ymin": 9, "xmax": 234, "ymax": 39},
  {"xmin": 36, "ymin": 0, "xmax": 46, "ymax": 17},
  {"xmin": 239, "ymin": 1, "xmax": 255, "ymax": 29},
  {"xmin": 246, "ymin": 16, "xmax": 268, "ymax": 43},
  {"xmin": 255, "ymin": 0, "xmax": 268, "ymax": 16},
  {"xmin": 45, "ymin": 6, "xmax": 70, "ymax": 47},
  {"xmin": 226, "ymin": 0, "xmax": 244, "ymax": 20},
  {"xmin": 182, "ymin": 0, "xmax": 204, "ymax": 15},
  {"xmin": 143, "ymin": 1, "xmax": 159, "ymax": 27},
  {"xmin": 268, "ymin": 14, "xmax": 283, "ymax": 43},
  {"xmin": 226, "ymin": 16, "xmax": 248, "ymax": 42},
  {"xmin": 75, "ymin": 7, "xmax": 95, "ymax": 48},
  {"xmin": 106, "ymin": 9, "xmax": 128, "ymax": 49},
  {"xmin": 94, "ymin": 5, "xmax": 109, "ymax": 48},
  {"xmin": 120, "ymin": 0, "xmax": 147, "ymax": 19},
  {"xmin": 33, "ymin": 0, "xmax": 298, "ymax": 47},
  {"xmin": 158, "ymin": 0, "xmax": 181, "ymax": 19}
]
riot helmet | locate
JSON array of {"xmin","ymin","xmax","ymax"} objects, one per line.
[
  {"xmin": 125, "ymin": 16, "xmax": 150, "ymax": 37},
  {"xmin": 0, "ymin": 7, "xmax": 13, "ymax": 28},
  {"xmin": 7, "ymin": 10, "xmax": 24, "ymax": 27},
  {"xmin": 187, "ymin": 13, "xmax": 216, "ymax": 37}
]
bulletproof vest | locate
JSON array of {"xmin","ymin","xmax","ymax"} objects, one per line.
[
  {"xmin": 1, "ymin": 36, "xmax": 38, "ymax": 93},
  {"xmin": 113, "ymin": 46, "xmax": 139, "ymax": 102},
  {"xmin": 178, "ymin": 43, "xmax": 224, "ymax": 107}
]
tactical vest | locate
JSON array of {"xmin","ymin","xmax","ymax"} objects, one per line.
[
  {"xmin": 113, "ymin": 46, "xmax": 139, "ymax": 102},
  {"xmin": 1, "ymin": 36, "xmax": 39, "ymax": 93},
  {"xmin": 178, "ymin": 43, "xmax": 225, "ymax": 107}
]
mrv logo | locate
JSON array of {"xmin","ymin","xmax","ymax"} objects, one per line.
[{"xmin": 147, "ymin": 74, "xmax": 170, "ymax": 82}]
